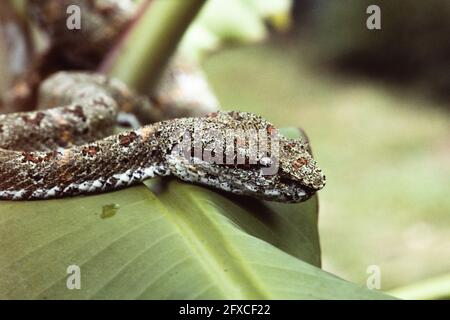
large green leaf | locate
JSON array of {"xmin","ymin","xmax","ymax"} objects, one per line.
[
  {"xmin": 0, "ymin": 180, "xmax": 390, "ymax": 299},
  {"xmin": 0, "ymin": 128, "xmax": 392, "ymax": 299}
]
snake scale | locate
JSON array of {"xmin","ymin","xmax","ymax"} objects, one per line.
[
  {"xmin": 0, "ymin": 1, "xmax": 326, "ymax": 202},
  {"xmin": 0, "ymin": 72, "xmax": 325, "ymax": 202}
]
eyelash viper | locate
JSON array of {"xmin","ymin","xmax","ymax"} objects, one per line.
[{"xmin": 0, "ymin": 72, "xmax": 325, "ymax": 201}]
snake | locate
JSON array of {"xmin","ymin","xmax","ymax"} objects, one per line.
[
  {"xmin": 4, "ymin": 0, "xmax": 219, "ymax": 122},
  {"xmin": 0, "ymin": 72, "xmax": 326, "ymax": 202},
  {"xmin": 0, "ymin": 0, "xmax": 326, "ymax": 201}
]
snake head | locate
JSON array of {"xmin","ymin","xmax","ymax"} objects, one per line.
[
  {"xmin": 166, "ymin": 111, "xmax": 326, "ymax": 203},
  {"xmin": 277, "ymin": 137, "xmax": 326, "ymax": 194},
  {"xmin": 167, "ymin": 133, "xmax": 326, "ymax": 203}
]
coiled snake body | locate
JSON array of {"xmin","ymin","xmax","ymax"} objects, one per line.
[{"xmin": 0, "ymin": 73, "xmax": 325, "ymax": 202}]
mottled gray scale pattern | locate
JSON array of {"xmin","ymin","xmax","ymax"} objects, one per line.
[{"xmin": 0, "ymin": 72, "xmax": 325, "ymax": 201}]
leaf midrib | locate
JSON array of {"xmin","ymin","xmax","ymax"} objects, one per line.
[{"xmin": 153, "ymin": 186, "xmax": 272, "ymax": 299}]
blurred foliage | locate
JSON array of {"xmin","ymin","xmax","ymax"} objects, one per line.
[
  {"xmin": 300, "ymin": 0, "xmax": 450, "ymax": 99},
  {"xmin": 388, "ymin": 273, "xmax": 450, "ymax": 300},
  {"xmin": 179, "ymin": 0, "xmax": 292, "ymax": 60}
]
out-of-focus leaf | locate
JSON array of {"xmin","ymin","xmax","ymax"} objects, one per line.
[
  {"xmin": 244, "ymin": 0, "xmax": 293, "ymax": 32},
  {"xmin": 179, "ymin": 0, "xmax": 294, "ymax": 60},
  {"xmin": 388, "ymin": 273, "xmax": 450, "ymax": 300},
  {"xmin": 179, "ymin": 24, "xmax": 221, "ymax": 60},
  {"xmin": 195, "ymin": 0, "xmax": 267, "ymax": 43},
  {"xmin": 244, "ymin": 0, "xmax": 292, "ymax": 17}
]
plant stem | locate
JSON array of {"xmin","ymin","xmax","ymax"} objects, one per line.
[{"xmin": 107, "ymin": 0, "xmax": 206, "ymax": 94}]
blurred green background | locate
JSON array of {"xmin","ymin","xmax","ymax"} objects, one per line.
[{"xmin": 198, "ymin": 0, "xmax": 450, "ymax": 292}]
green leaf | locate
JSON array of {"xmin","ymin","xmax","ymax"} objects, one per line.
[
  {"xmin": 0, "ymin": 128, "xmax": 393, "ymax": 299},
  {"xmin": 0, "ymin": 180, "xmax": 390, "ymax": 299}
]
